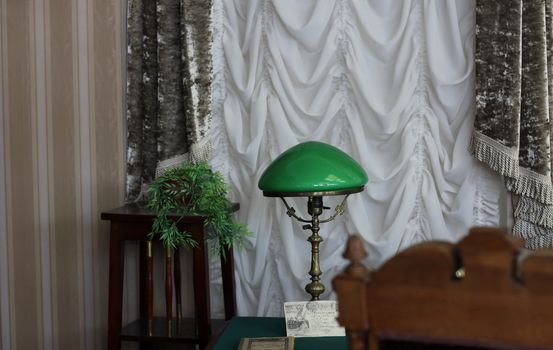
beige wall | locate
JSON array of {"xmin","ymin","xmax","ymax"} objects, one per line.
[{"xmin": 0, "ymin": 0, "xmax": 126, "ymax": 349}]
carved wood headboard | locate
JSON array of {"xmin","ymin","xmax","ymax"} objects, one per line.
[{"xmin": 333, "ymin": 228, "xmax": 553, "ymax": 350}]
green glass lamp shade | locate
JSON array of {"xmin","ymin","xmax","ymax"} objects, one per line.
[{"xmin": 258, "ymin": 141, "xmax": 368, "ymax": 196}]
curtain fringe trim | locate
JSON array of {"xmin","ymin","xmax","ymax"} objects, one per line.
[
  {"xmin": 514, "ymin": 195, "xmax": 553, "ymax": 228},
  {"xmin": 154, "ymin": 138, "xmax": 212, "ymax": 178},
  {"xmin": 155, "ymin": 154, "xmax": 190, "ymax": 178},
  {"xmin": 505, "ymin": 170, "xmax": 553, "ymax": 205},
  {"xmin": 469, "ymin": 131, "xmax": 519, "ymax": 178},
  {"xmin": 189, "ymin": 137, "xmax": 213, "ymax": 163},
  {"xmin": 513, "ymin": 220, "xmax": 553, "ymax": 249},
  {"xmin": 471, "ymin": 131, "xmax": 553, "ymax": 235}
]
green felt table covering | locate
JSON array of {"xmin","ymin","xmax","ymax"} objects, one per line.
[{"xmin": 212, "ymin": 317, "xmax": 348, "ymax": 350}]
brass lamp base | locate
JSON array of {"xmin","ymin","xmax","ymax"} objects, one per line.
[{"xmin": 279, "ymin": 192, "xmax": 357, "ymax": 300}]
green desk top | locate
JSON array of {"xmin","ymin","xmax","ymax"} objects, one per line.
[{"xmin": 212, "ymin": 317, "xmax": 348, "ymax": 350}]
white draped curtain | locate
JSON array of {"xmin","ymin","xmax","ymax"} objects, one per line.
[{"xmin": 208, "ymin": 0, "xmax": 506, "ymax": 316}]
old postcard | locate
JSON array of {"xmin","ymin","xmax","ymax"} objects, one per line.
[{"xmin": 284, "ymin": 300, "xmax": 345, "ymax": 337}]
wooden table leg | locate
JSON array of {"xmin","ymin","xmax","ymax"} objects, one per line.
[
  {"xmin": 174, "ymin": 247, "xmax": 183, "ymax": 320},
  {"xmin": 139, "ymin": 241, "xmax": 154, "ymax": 350},
  {"xmin": 108, "ymin": 223, "xmax": 125, "ymax": 350},
  {"xmin": 190, "ymin": 222, "xmax": 211, "ymax": 349},
  {"xmin": 221, "ymin": 245, "xmax": 236, "ymax": 320},
  {"xmin": 146, "ymin": 241, "xmax": 153, "ymax": 331},
  {"xmin": 165, "ymin": 247, "xmax": 173, "ymax": 334}
]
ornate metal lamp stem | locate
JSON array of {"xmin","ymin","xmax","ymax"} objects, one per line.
[
  {"xmin": 305, "ymin": 196, "xmax": 324, "ymax": 300},
  {"xmin": 279, "ymin": 194, "xmax": 349, "ymax": 300}
]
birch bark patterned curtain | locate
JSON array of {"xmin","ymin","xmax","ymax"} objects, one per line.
[
  {"xmin": 471, "ymin": 0, "xmax": 553, "ymax": 248},
  {"xmin": 126, "ymin": 0, "xmax": 213, "ymax": 201}
]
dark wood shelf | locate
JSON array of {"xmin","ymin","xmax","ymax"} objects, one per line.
[{"xmin": 120, "ymin": 317, "xmax": 227, "ymax": 344}]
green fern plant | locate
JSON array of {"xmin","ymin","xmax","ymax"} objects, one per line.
[{"xmin": 147, "ymin": 161, "xmax": 251, "ymax": 255}]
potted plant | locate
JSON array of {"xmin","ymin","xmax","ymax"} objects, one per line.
[{"xmin": 147, "ymin": 161, "xmax": 250, "ymax": 255}]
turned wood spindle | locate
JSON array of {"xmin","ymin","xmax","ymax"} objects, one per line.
[
  {"xmin": 165, "ymin": 247, "xmax": 173, "ymax": 332},
  {"xmin": 146, "ymin": 240, "xmax": 153, "ymax": 335},
  {"xmin": 174, "ymin": 247, "xmax": 183, "ymax": 320}
]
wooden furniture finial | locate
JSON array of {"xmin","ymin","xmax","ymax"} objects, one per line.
[{"xmin": 343, "ymin": 234, "xmax": 370, "ymax": 278}]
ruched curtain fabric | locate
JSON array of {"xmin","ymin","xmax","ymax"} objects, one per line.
[
  {"xmin": 471, "ymin": 0, "xmax": 553, "ymax": 249},
  {"xmin": 126, "ymin": 0, "xmax": 213, "ymax": 200},
  {"xmin": 210, "ymin": 0, "xmax": 505, "ymax": 316}
]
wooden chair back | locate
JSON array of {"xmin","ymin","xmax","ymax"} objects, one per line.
[{"xmin": 333, "ymin": 228, "xmax": 553, "ymax": 350}]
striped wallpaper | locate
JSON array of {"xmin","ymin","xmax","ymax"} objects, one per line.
[{"xmin": 0, "ymin": 0, "xmax": 126, "ymax": 349}]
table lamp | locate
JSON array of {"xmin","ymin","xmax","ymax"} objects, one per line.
[{"xmin": 258, "ymin": 141, "xmax": 368, "ymax": 300}]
